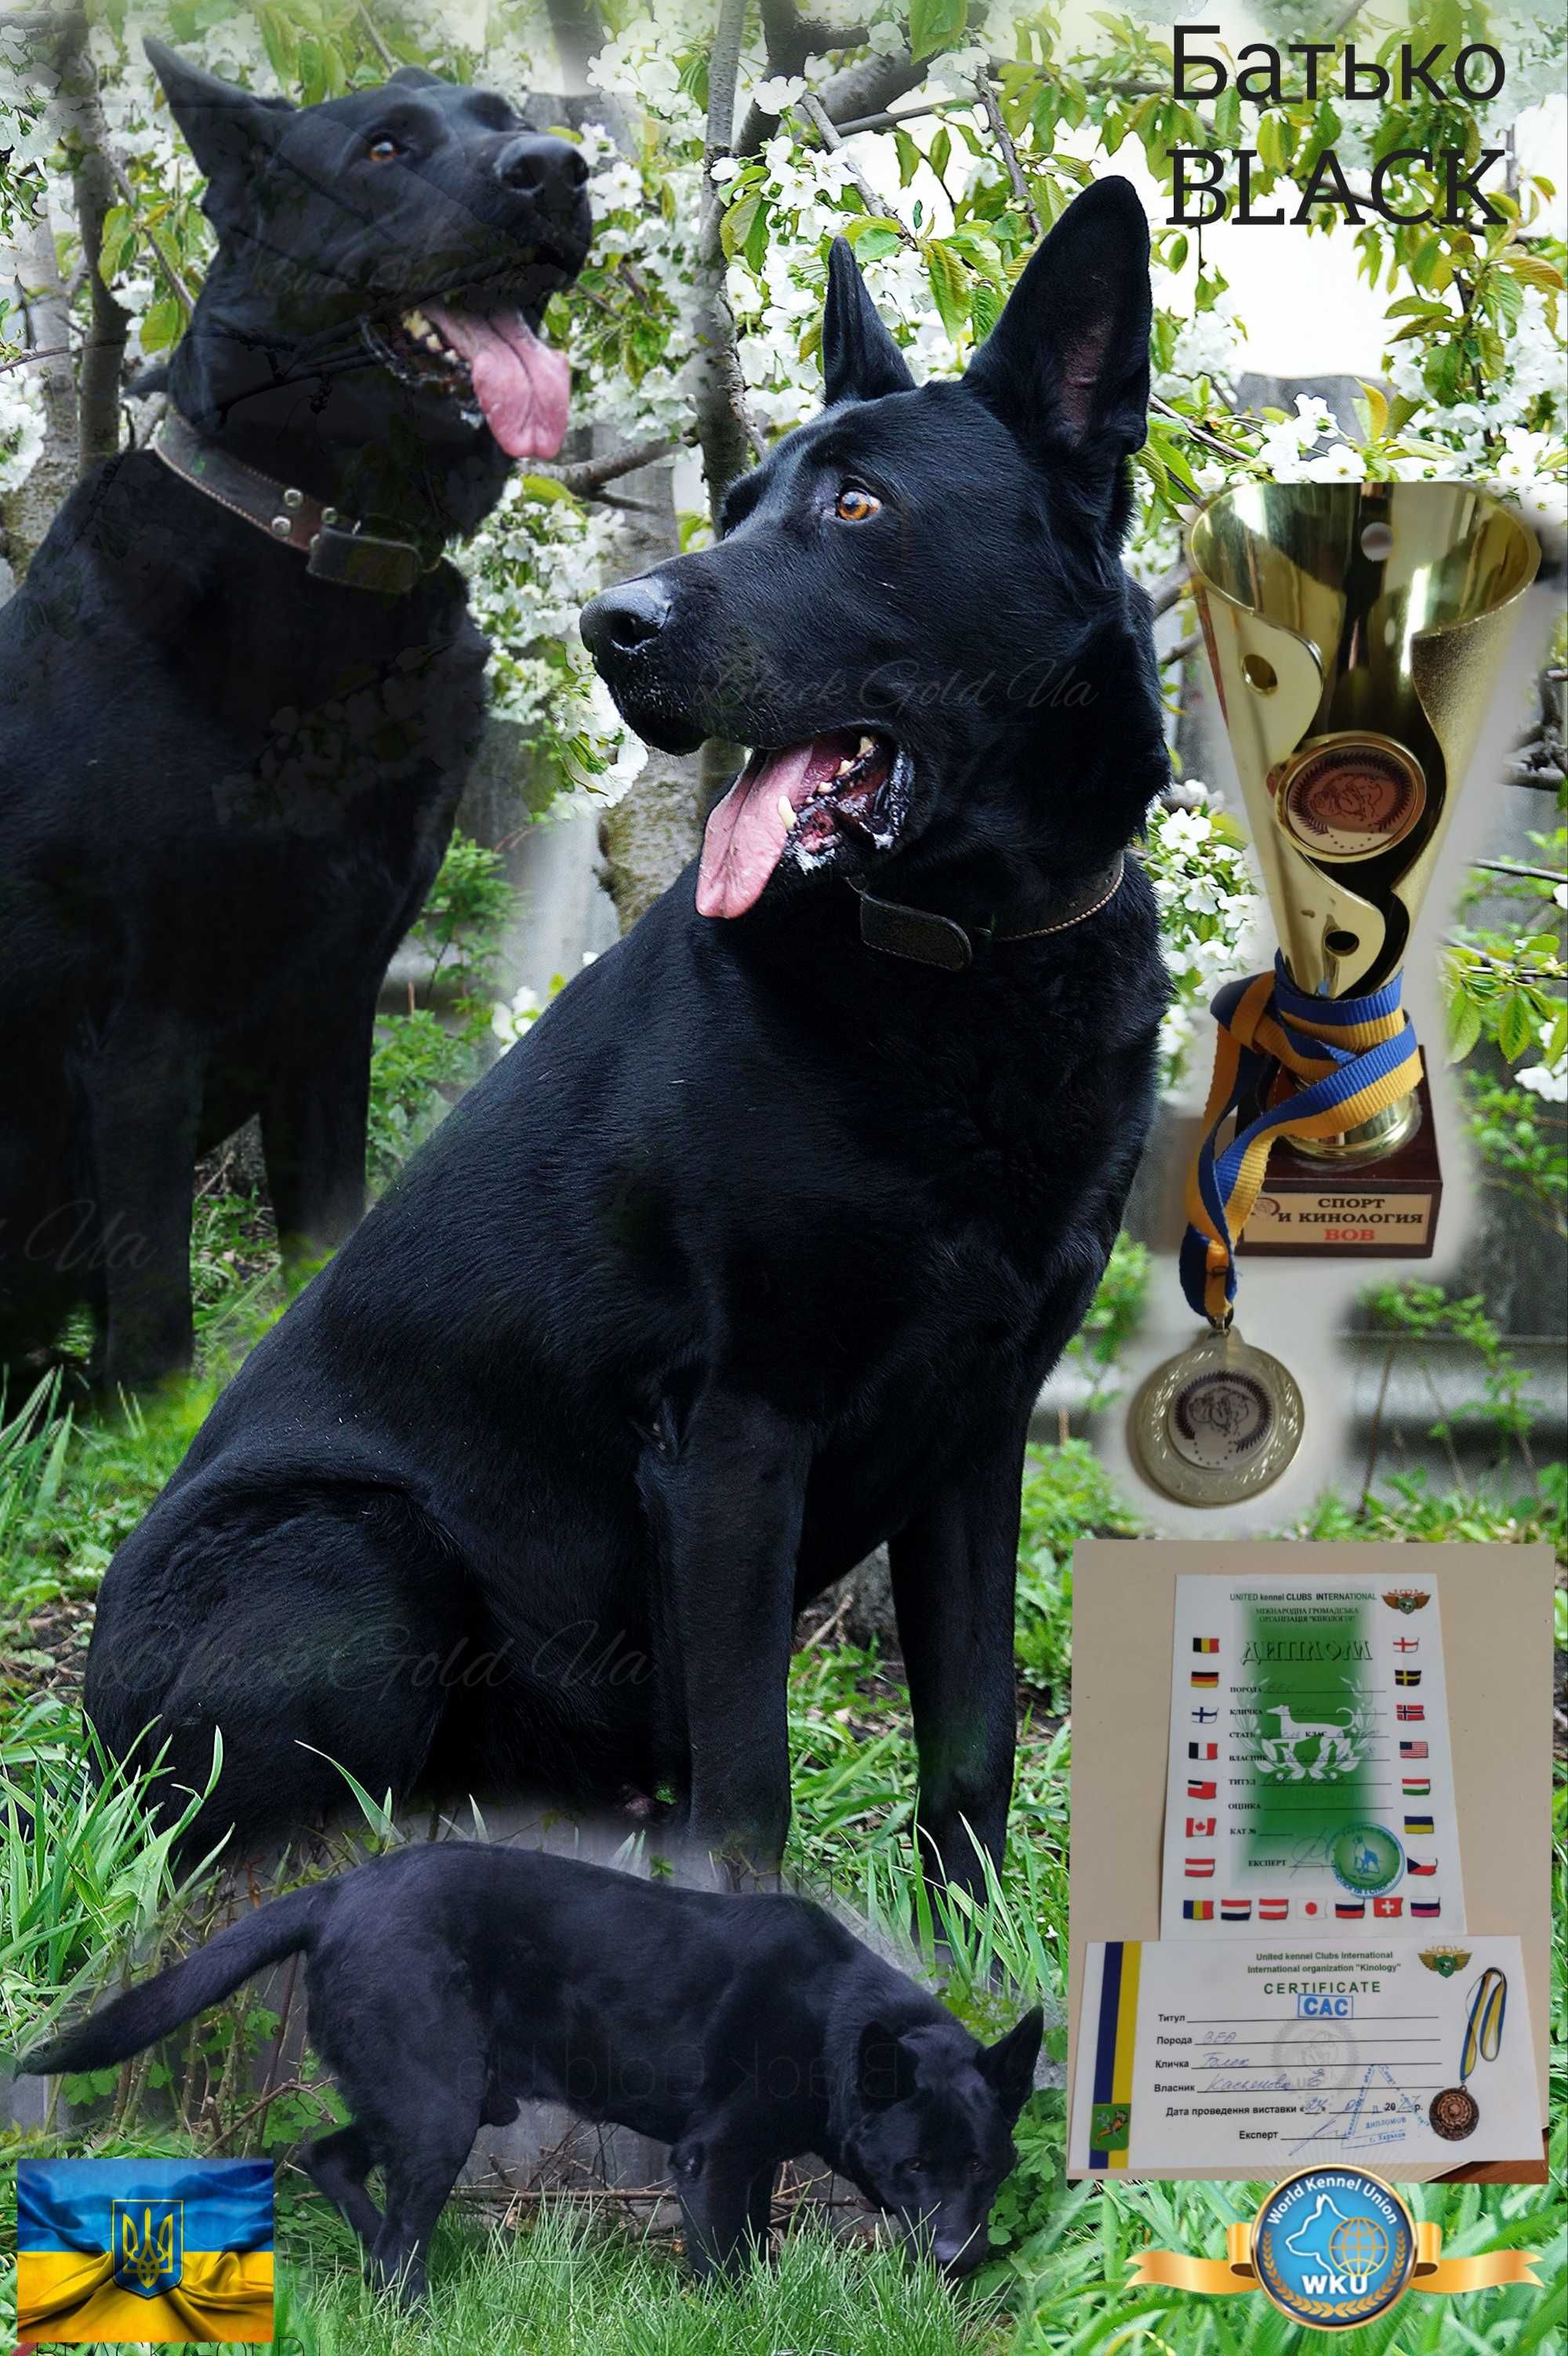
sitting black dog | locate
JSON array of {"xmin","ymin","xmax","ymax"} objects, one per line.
[
  {"xmin": 84, "ymin": 178, "xmax": 1168, "ymax": 1890},
  {"xmin": 0, "ymin": 44, "xmax": 590, "ymax": 1393},
  {"xmin": 22, "ymin": 1842, "xmax": 1043, "ymax": 2299}
]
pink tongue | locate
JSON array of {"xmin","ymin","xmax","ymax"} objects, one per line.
[
  {"xmin": 424, "ymin": 303, "xmax": 570, "ymax": 459},
  {"xmin": 696, "ymin": 743, "xmax": 822, "ymax": 920}
]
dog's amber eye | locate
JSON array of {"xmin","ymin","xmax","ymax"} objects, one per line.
[
  {"xmin": 834, "ymin": 486, "xmax": 880, "ymax": 523},
  {"xmin": 366, "ymin": 134, "xmax": 405, "ymax": 163}
]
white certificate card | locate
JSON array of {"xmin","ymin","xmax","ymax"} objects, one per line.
[
  {"xmin": 1069, "ymin": 1935, "xmax": 1537, "ymax": 2176},
  {"xmin": 1163, "ymin": 1570, "xmax": 1465, "ymax": 1939}
]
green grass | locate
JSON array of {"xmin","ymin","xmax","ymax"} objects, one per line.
[{"xmin": 264, "ymin": 2203, "xmax": 1007, "ymax": 2356}]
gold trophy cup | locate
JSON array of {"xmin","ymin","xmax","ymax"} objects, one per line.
[{"xmin": 1131, "ymin": 481, "xmax": 1539, "ymax": 1507}]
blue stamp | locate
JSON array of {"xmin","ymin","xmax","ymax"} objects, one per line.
[{"xmin": 1254, "ymin": 2166, "xmax": 1417, "ymax": 2329}]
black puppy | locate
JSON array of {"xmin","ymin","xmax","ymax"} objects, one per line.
[
  {"xmin": 22, "ymin": 1842, "xmax": 1043, "ymax": 2300},
  {"xmin": 83, "ymin": 179, "xmax": 1167, "ymax": 1889},
  {"xmin": 0, "ymin": 45, "xmax": 589, "ymax": 1392}
]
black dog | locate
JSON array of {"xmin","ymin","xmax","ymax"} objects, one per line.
[
  {"xmin": 83, "ymin": 178, "xmax": 1167, "ymax": 1890},
  {"xmin": 0, "ymin": 45, "xmax": 589, "ymax": 1393},
  {"xmin": 22, "ymin": 1842, "xmax": 1044, "ymax": 2298}
]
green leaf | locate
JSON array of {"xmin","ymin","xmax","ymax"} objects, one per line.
[
  {"xmin": 842, "ymin": 212, "xmax": 906, "ymax": 246},
  {"xmin": 1505, "ymin": 252, "xmax": 1566, "ymax": 293},
  {"xmin": 1255, "ymin": 112, "xmax": 1287, "ymax": 175},
  {"xmin": 139, "ymin": 294, "xmax": 185, "ymax": 354},
  {"xmin": 924, "ymin": 238, "xmax": 971, "ymax": 339},
  {"xmin": 851, "ymin": 225, "xmax": 904, "ymax": 262},
  {"xmin": 1356, "ymin": 379, "xmax": 1388, "ymax": 441},
  {"xmin": 1213, "ymin": 85, "xmax": 1240, "ymax": 146},
  {"xmin": 971, "ymin": 278, "xmax": 1002, "ymax": 342},
  {"xmin": 719, "ymin": 189, "xmax": 761, "ymax": 262},
  {"xmin": 894, "ymin": 128, "xmax": 920, "ymax": 188},
  {"xmin": 519, "ymin": 474, "xmax": 579, "ymax": 506},
  {"xmin": 908, "ymin": 0, "xmax": 967, "ymax": 61},
  {"xmin": 1497, "ymin": 991, "xmax": 1539, "ymax": 1063},
  {"xmin": 1445, "ymin": 986, "xmax": 1483, "ymax": 1065}
]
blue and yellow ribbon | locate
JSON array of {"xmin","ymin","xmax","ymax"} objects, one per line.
[
  {"xmin": 1461, "ymin": 1966, "xmax": 1508, "ymax": 2083},
  {"xmin": 1181, "ymin": 957, "xmax": 1424, "ymax": 1325}
]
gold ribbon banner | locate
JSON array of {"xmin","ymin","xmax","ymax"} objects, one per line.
[{"xmin": 1129, "ymin": 2221, "xmax": 1543, "ymax": 2298}]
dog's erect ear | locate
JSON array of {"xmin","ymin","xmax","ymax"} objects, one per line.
[
  {"xmin": 964, "ymin": 178, "xmax": 1151, "ymax": 473},
  {"xmin": 387, "ymin": 65, "xmax": 445, "ymax": 89},
  {"xmin": 978, "ymin": 2008, "xmax": 1044, "ymax": 2117},
  {"xmin": 855, "ymin": 2020, "xmax": 920, "ymax": 2108},
  {"xmin": 144, "ymin": 38, "xmax": 295, "ymax": 201},
  {"xmin": 822, "ymin": 238, "xmax": 916, "ymax": 407}
]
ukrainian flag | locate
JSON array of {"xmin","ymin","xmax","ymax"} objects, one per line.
[{"xmin": 16, "ymin": 2158, "xmax": 274, "ymax": 2343}]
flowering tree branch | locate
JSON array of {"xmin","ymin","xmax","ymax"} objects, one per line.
[{"xmin": 974, "ymin": 69, "xmax": 1040, "ymax": 241}]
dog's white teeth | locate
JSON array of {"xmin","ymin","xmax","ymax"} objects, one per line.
[
  {"xmin": 857, "ymin": 734, "xmax": 874, "ymax": 757},
  {"xmin": 777, "ymin": 793, "xmax": 797, "ymax": 830},
  {"xmin": 404, "ymin": 307, "xmax": 432, "ymax": 336}
]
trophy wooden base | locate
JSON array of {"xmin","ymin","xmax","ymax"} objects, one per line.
[{"xmin": 1238, "ymin": 1076, "xmax": 1441, "ymax": 1260}]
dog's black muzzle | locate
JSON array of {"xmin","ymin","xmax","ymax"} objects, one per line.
[
  {"xmin": 580, "ymin": 576, "xmax": 671, "ymax": 662},
  {"xmin": 579, "ymin": 575, "xmax": 713, "ymax": 754}
]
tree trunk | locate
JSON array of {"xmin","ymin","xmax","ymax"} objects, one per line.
[
  {"xmin": 593, "ymin": 441, "xmax": 705, "ymax": 927},
  {"xmin": 0, "ymin": 203, "xmax": 78, "ymax": 579},
  {"xmin": 53, "ymin": 9, "xmax": 129, "ymax": 471}
]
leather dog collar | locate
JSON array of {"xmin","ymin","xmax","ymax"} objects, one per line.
[
  {"xmin": 151, "ymin": 409, "xmax": 429, "ymax": 595},
  {"xmin": 854, "ymin": 855, "xmax": 1127, "ymax": 973}
]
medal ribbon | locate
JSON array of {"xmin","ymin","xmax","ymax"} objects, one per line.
[
  {"xmin": 1181, "ymin": 957, "xmax": 1423, "ymax": 1325},
  {"xmin": 1129, "ymin": 2219, "xmax": 1542, "ymax": 2297},
  {"xmin": 1461, "ymin": 1966, "xmax": 1508, "ymax": 2082}
]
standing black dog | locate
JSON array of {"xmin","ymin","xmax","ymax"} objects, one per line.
[
  {"xmin": 0, "ymin": 45, "xmax": 590, "ymax": 1393},
  {"xmin": 84, "ymin": 178, "xmax": 1168, "ymax": 1889},
  {"xmin": 22, "ymin": 1843, "xmax": 1044, "ymax": 2300}
]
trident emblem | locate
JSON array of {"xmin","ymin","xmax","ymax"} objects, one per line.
[{"xmin": 113, "ymin": 2199, "xmax": 182, "ymax": 2296}]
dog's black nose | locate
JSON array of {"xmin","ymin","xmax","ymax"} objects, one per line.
[
  {"xmin": 495, "ymin": 134, "xmax": 590, "ymax": 198},
  {"xmin": 580, "ymin": 579, "xmax": 671, "ymax": 663}
]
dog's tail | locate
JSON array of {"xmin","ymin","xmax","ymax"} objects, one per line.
[{"xmin": 21, "ymin": 1886, "xmax": 326, "ymax": 2077}]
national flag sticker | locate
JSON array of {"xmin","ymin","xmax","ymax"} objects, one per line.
[
  {"xmin": 1183, "ymin": 1899, "xmax": 1214, "ymax": 1920},
  {"xmin": 1221, "ymin": 1898, "xmax": 1250, "ymax": 1921},
  {"xmin": 1259, "ymin": 1898, "xmax": 1289, "ymax": 1921},
  {"xmin": 17, "ymin": 2158, "xmax": 274, "ymax": 2343},
  {"xmin": 1188, "ymin": 1741, "xmax": 1217, "ymax": 1759},
  {"xmin": 1192, "ymin": 1637, "xmax": 1219, "ymax": 1654}
]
